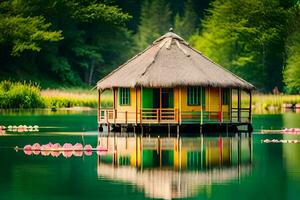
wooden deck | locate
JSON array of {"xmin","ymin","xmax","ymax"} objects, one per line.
[{"xmin": 98, "ymin": 107, "xmax": 251, "ymax": 126}]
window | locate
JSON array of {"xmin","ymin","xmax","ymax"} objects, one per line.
[
  {"xmin": 222, "ymin": 88, "xmax": 230, "ymax": 105},
  {"xmin": 119, "ymin": 88, "xmax": 130, "ymax": 105},
  {"xmin": 187, "ymin": 87, "xmax": 205, "ymax": 106}
]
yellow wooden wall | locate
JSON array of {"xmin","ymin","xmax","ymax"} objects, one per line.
[
  {"xmin": 206, "ymin": 87, "xmax": 219, "ymax": 112},
  {"xmin": 180, "ymin": 87, "xmax": 203, "ymax": 112},
  {"xmin": 179, "ymin": 87, "xmax": 229, "ymax": 113},
  {"xmin": 109, "ymin": 86, "xmax": 230, "ymax": 123}
]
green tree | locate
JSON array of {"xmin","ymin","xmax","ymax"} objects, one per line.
[
  {"xmin": 174, "ymin": 0, "xmax": 197, "ymax": 39},
  {"xmin": 284, "ymin": 3, "xmax": 300, "ymax": 93},
  {"xmin": 0, "ymin": 0, "xmax": 134, "ymax": 85},
  {"xmin": 0, "ymin": 2, "xmax": 62, "ymax": 56},
  {"xmin": 135, "ymin": 0, "xmax": 172, "ymax": 50},
  {"xmin": 190, "ymin": 0, "xmax": 290, "ymax": 92}
]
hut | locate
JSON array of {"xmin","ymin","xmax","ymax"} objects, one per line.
[{"xmin": 96, "ymin": 29, "xmax": 254, "ymax": 133}]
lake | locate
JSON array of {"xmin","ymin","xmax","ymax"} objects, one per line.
[{"xmin": 1, "ymin": 110, "xmax": 300, "ymax": 200}]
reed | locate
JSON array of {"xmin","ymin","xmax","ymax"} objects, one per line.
[
  {"xmin": 251, "ymin": 94, "xmax": 300, "ymax": 113},
  {"xmin": 41, "ymin": 89, "xmax": 112, "ymax": 108},
  {"xmin": 0, "ymin": 81, "xmax": 44, "ymax": 108}
]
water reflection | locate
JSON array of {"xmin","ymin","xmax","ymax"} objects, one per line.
[{"xmin": 97, "ymin": 134, "xmax": 252, "ymax": 199}]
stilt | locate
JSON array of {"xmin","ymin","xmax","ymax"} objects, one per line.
[
  {"xmin": 177, "ymin": 125, "xmax": 180, "ymax": 138},
  {"xmin": 141, "ymin": 125, "xmax": 144, "ymax": 136},
  {"xmin": 98, "ymin": 124, "xmax": 103, "ymax": 132},
  {"xmin": 168, "ymin": 124, "xmax": 171, "ymax": 137}
]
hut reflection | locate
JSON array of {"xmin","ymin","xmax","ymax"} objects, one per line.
[{"xmin": 97, "ymin": 134, "xmax": 252, "ymax": 199}]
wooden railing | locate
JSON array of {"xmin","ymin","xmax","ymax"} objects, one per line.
[
  {"xmin": 231, "ymin": 108, "xmax": 251, "ymax": 123},
  {"xmin": 98, "ymin": 108, "xmax": 250, "ymax": 125}
]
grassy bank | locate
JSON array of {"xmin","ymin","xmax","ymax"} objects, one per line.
[
  {"xmin": 1, "ymin": 81, "xmax": 300, "ymax": 112},
  {"xmin": 252, "ymin": 94, "xmax": 300, "ymax": 113},
  {"xmin": 0, "ymin": 81, "xmax": 44, "ymax": 108},
  {"xmin": 41, "ymin": 89, "xmax": 97, "ymax": 109}
]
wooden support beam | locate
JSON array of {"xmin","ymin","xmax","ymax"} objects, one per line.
[
  {"xmin": 159, "ymin": 87, "xmax": 162, "ymax": 121},
  {"xmin": 208, "ymin": 87, "xmax": 211, "ymax": 119},
  {"xmin": 179, "ymin": 87, "xmax": 182, "ymax": 125},
  {"xmin": 219, "ymin": 87, "xmax": 222, "ymax": 123},
  {"xmin": 98, "ymin": 89, "xmax": 101, "ymax": 123},
  {"xmin": 249, "ymin": 90, "xmax": 252, "ymax": 123},
  {"xmin": 238, "ymin": 88, "xmax": 241, "ymax": 122},
  {"xmin": 113, "ymin": 88, "xmax": 116, "ymax": 125},
  {"xmin": 230, "ymin": 89, "xmax": 232, "ymax": 122},
  {"xmin": 135, "ymin": 87, "xmax": 138, "ymax": 125},
  {"xmin": 200, "ymin": 87, "xmax": 203, "ymax": 125},
  {"xmin": 140, "ymin": 87, "xmax": 143, "ymax": 125}
]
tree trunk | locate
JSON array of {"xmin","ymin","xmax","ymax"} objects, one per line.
[{"xmin": 88, "ymin": 60, "xmax": 95, "ymax": 85}]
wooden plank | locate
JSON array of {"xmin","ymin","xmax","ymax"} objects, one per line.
[
  {"xmin": 160, "ymin": 87, "xmax": 162, "ymax": 121},
  {"xmin": 249, "ymin": 90, "xmax": 252, "ymax": 122},
  {"xmin": 135, "ymin": 87, "xmax": 138, "ymax": 125},
  {"xmin": 238, "ymin": 88, "xmax": 241, "ymax": 122},
  {"xmin": 230, "ymin": 88, "xmax": 232, "ymax": 122},
  {"xmin": 98, "ymin": 90, "xmax": 101, "ymax": 123}
]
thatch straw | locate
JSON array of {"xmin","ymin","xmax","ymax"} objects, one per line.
[{"xmin": 97, "ymin": 31, "xmax": 254, "ymax": 90}]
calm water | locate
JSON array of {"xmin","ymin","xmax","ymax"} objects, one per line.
[{"xmin": 1, "ymin": 110, "xmax": 300, "ymax": 200}]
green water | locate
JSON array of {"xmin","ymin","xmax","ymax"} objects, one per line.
[{"xmin": 1, "ymin": 110, "xmax": 300, "ymax": 200}]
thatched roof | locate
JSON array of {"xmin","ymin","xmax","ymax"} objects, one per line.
[{"xmin": 97, "ymin": 30, "xmax": 254, "ymax": 90}]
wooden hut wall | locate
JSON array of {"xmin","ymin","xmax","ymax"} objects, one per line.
[
  {"xmin": 115, "ymin": 88, "xmax": 140, "ymax": 124},
  {"xmin": 180, "ymin": 87, "xmax": 203, "ymax": 112}
]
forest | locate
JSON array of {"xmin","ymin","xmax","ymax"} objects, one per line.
[{"xmin": 0, "ymin": 0, "xmax": 299, "ymax": 93}]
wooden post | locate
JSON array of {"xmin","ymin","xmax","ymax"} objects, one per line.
[
  {"xmin": 125, "ymin": 111, "xmax": 128, "ymax": 125},
  {"xmin": 238, "ymin": 88, "xmax": 241, "ymax": 122},
  {"xmin": 179, "ymin": 87, "xmax": 182, "ymax": 125},
  {"xmin": 113, "ymin": 88, "xmax": 116, "ymax": 125},
  {"xmin": 176, "ymin": 108, "xmax": 179, "ymax": 124},
  {"xmin": 201, "ymin": 87, "xmax": 203, "ymax": 125},
  {"xmin": 219, "ymin": 87, "xmax": 222, "ymax": 123},
  {"xmin": 208, "ymin": 87, "xmax": 211, "ymax": 119},
  {"xmin": 135, "ymin": 87, "xmax": 138, "ymax": 125},
  {"xmin": 230, "ymin": 88, "xmax": 232, "ymax": 122},
  {"xmin": 249, "ymin": 90, "xmax": 252, "ymax": 122},
  {"xmin": 140, "ymin": 86, "xmax": 143, "ymax": 126},
  {"xmin": 160, "ymin": 87, "xmax": 162, "ymax": 122},
  {"xmin": 98, "ymin": 89, "xmax": 101, "ymax": 123}
]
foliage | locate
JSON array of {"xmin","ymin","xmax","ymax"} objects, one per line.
[
  {"xmin": 0, "ymin": 0, "xmax": 134, "ymax": 86},
  {"xmin": 190, "ymin": 0, "xmax": 292, "ymax": 92},
  {"xmin": 251, "ymin": 94, "xmax": 300, "ymax": 114},
  {"xmin": 41, "ymin": 89, "xmax": 112, "ymax": 109},
  {"xmin": 174, "ymin": 0, "xmax": 197, "ymax": 39},
  {"xmin": 0, "ymin": 81, "xmax": 45, "ymax": 108},
  {"xmin": 135, "ymin": 0, "xmax": 172, "ymax": 50},
  {"xmin": 1, "ymin": 0, "xmax": 300, "ymax": 93},
  {"xmin": 284, "ymin": 4, "xmax": 300, "ymax": 93}
]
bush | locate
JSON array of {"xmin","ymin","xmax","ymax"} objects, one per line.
[{"xmin": 0, "ymin": 81, "xmax": 45, "ymax": 108}]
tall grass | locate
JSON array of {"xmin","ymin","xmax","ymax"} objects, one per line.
[
  {"xmin": 41, "ymin": 89, "xmax": 97, "ymax": 108},
  {"xmin": 1, "ymin": 81, "xmax": 299, "ymax": 112},
  {"xmin": 41, "ymin": 89, "xmax": 112, "ymax": 108},
  {"xmin": 0, "ymin": 81, "xmax": 44, "ymax": 108},
  {"xmin": 252, "ymin": 94, "xmax": 300, "ymax": 113}
]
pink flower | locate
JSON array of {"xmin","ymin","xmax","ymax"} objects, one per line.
[
  {"xmin": 32, "ymin": 143, "xmax": 40, "ymax": 151},
  {"xmin": 23, "ymin": 145, "xmax": 32, "ymax": 151},
  {"xmin": 63, "ymin": 143, "xmax": 73, "ymax": 151},
  {"xmin": 73, "ymin": 143, "xmax": 83, "ymax": 151},
  {"xmin": 84, "ymin": 144, "xmax": 93, "ymax": 151},
  {"xmin": 24, "ymin": 150, "xmax": 32, "ymax": 155}
]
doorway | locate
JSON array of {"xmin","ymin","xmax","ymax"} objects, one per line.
[{"xmin": 142, "ymin": 88, "xmax": 174, "ymax": 109}]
